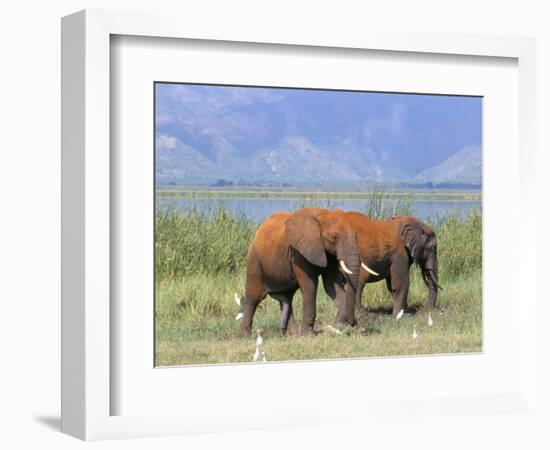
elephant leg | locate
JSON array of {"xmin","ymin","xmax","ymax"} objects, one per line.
[
  {"xmin": 271, "ymin": 290, "xmax": 296, "ymax": 336},
  {"xmin": 385, "ymin": 276, "xmax": 394, "ymax": 314},
  {"xmin": 321, "ymin": 257, "xmax": 364, "ymax": 326},
  {"xmin": 385, "ymin": 276, "xmax": 392, "ymax": 294},
  {"xmin": 333, "ymin": 283, "xmax": 346, "ymax": 324},
  {"xmin": 289, "ymin": 251, "xmax": 320, "ymax": 335},
  {"xmin": 301, "ymin": 280, "xmax": 318, "ymax": 335},
  {"xmin": 321, "ymin": 272, "xmax": 338, "ymax": 302},
  {"xmin": 293, "ymin": 265, "xmax": 319, "ymax": 336},
  {"xmin": 353, "ymin": 278, "xmax": 368, "ymax": 324},
  {"xmin": 389, "ymin": 260, "xmax": 410, "ymax": 316},
  {"xmin": 239, "ymin": 278, "xmax": 267, "ymax": 337},
  {"xmin": 352, "ymin": 268, "xmax": 368, "ymax": 312},
  {"xmin": 280, "ymin": 301, "xmax": 293, "ymax": 335}
]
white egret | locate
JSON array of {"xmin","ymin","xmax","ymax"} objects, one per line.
[
  {"xmin": 234, "ymin": 293, "xmax": 241, "ymax": 307},
  {"xmin": 412, "ymin": 325, "xmax": 418, "ymax": 340},
  {"xmin": 235, "ymin": 312, "xmax": 244, "ymax": 321},
  {"xmin": 327, "ymin": 325, "xmax": 343, "ymax": 335},
  {"xmin": 256, "ymin": 329, "xmax": 263, "ymax": 347},
  {"xmin": 396, "ymin": 309, "xmax": 404, "ymax": 321},
  {"xmin": 428, "ymin": 313, "xmax": 433, "ymax": 327},
  {"xmin": 252, "ymin": 346, "xmax": 260, "ymax": 362}
]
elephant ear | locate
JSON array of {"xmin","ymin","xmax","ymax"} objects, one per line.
[
  {"xmin": 401, "ymin": 223, "xmax": 426, "ymax": 264},
  {"xmin": 286, "ymin": 213, "xmax": 328, "ymax": 267}
]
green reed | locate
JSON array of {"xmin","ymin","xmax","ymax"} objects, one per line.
[
  {"xmin": 156, "ymin": 200, "xmax": 481, "ymax": 283},
  {"xmin": 155, "ymin": 204, "xmax": 256, "ymax": 280}
]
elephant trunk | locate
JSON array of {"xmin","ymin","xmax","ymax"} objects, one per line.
[
  {"xmin": 422, "ymin": 247, "xmax": 441, "ymax": 309},
  {"xmin": 337, "ymin": 242, "xmax": 361, "ymax": 327}
]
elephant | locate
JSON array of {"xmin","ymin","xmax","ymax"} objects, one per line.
[
  {"xmin": 238, "ymin": 207, "xmax": 378, "ymax": 337},
  {"xmin": 325, "ymin": 213, "xmax": 442, "ymax": 319},
  {"xmin": 391, "ymin": 215, "xmax": 442, "ymax": 310}
]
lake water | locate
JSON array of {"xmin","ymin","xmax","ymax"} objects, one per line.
[{"xmin": 156, "ymin": 197, "xmax": 481, "ymax": 223}]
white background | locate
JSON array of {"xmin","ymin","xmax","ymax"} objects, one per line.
[
  {"xmin": 112, "ymin": 36, "xmax": 520, "ymax": 417},
  {"xmin": 1, "ymin": 1, "xmax": 548, "ymax": 449}
]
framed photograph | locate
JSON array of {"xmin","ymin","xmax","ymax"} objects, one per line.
[
  {"xmin": 153, "ymin": 82, "xmax": 482, "ymax": 367},
  {"xmin": 61, "ymin": 9, "xmax": 537, "ymax": 441}
]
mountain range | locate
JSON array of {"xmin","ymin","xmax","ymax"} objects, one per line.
[
  {"xmin": 155, "ymin": 84, "xmax": 482, "ymax": 188},
  {"xmin": 414, "ymin": 144, "xmax": 482, "ymax": 185}
]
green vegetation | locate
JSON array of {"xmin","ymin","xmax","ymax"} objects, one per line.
[
  {"xmin": 155, "ymin": 197, "xmax": 482, "ymax": 366},
  {"xmin": 156, "ymin": 205, "xmax": 256, "ymax": 280}
]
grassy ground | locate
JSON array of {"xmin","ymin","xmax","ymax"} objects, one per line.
[{"xmin": 155, "ymin": 200, "xmax": 482, "ymax": 366}]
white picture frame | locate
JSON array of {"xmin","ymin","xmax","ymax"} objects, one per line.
[{"xmin": 61, "ymin": 9, "xmax": 537, "ymax": 441}]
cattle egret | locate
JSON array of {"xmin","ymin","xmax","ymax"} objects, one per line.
[
  {"xmin": 256, "ymin": 329, "xmax": 263, "ymax": 347},
  {"xmin": 327, "ymin": 325, "xmax": 343, "ymax": 335},
  {"xmin": 252, "ymin": 346, "xmax": 260, "ymax": 362},
  {"xmin": 428, "ymin": 313, "xmax": 433, "ymax": 327},
  {"xmin": 412, "ymin": 325, "xmax": 418, "ymax": 340},
  {"xmin": 235, "ymin": 312, "xmax": 244, "ymax": 321},
  {"xmin": 396, "ymin": 309, "xmax": 404, "ymax": 321},
  {"xmin": 261, "ymin": 352, "xmax": 267, "ymax": 363},
  {"xmin": 234, "ymin": 293, "xmax": 241, "ymax": 307}
]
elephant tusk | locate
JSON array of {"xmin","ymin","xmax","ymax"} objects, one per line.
[
  {"xmin": 361, "ymin": 262, "xmax": 379, "ymax": 276},
  {"xmin": 339, "ymin": 260, "xmax": 353, "ymax": 275}
]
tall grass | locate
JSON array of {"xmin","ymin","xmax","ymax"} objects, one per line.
[
  {"xmin": 433, "ymin": 208, "xmax": 482, "ymax": 278},
  {"xmin": 362, "ymin": 186, "xmax": 413, "ymax": 220},
  {"xmin": 155, "ymin": 204, "xmax": 256, "ymax": 280},
  {"xmin": 156, "ymin": 200, "xmax": 481, "ymax": 283}
]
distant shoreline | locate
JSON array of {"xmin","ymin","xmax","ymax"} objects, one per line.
[{"xmin": 155, "ymin": 187, "xmax": 481, "ymax": 201}]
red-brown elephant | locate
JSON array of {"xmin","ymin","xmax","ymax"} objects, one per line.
[
  {"xmin": 238, "ymin": 207, "xmax": 378, "ymax": 336},
  {"xmin": 325, "ymin": 213, "xmax": 441, "ymax": 319}
]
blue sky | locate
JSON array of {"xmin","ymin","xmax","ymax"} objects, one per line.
[{"xmin": 155, "ymin": 83, "xmax": 482, "ymax": 186}]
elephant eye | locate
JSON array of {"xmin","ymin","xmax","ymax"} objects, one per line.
[{"xmin": 324, "ymin": 232, "xmax": 337, "ymax": 243}]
